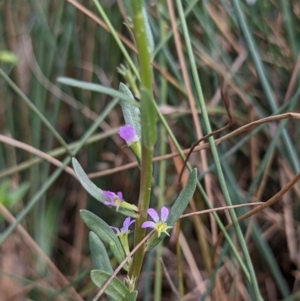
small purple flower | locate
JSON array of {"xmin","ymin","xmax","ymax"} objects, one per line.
[
  {"xmin": 118, "ymin": 125, "xmax": 139, "ymax": 146},
  {"xmin": 142, "ymin": 206, "xmax": 173, "ymax": 237},
  {"xmin": 111, "ymin": 217, "xmax": 135, "ymax": 236},
  {"xmin": 103, "ymin": 190, "xmax": 123, "ymax": 209}
]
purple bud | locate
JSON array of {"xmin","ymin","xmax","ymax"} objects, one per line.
[{"xmin": 118, "ymin": 125, "xmax": 139, "ymax": 146}]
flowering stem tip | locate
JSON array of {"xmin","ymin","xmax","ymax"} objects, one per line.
[
  {"xmin": 103, "ymin": 191, "xmax": 123, "ymax": 209},
  {"xmin": 111, "ymin": 217, "xmax": 135, "ymax": 257},
  {"xmin": 118, "ymin": 125, "xmax": 141, "ymax": 160},
  {"xmin": 118, "ymin": 125, "xmax": 139, "ymax": 146}
]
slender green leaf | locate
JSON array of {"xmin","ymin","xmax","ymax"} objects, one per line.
[
  {"xmin": 89, "ymin": 232, "xmax": 117, "ymax": 301},
  {"xmin": 89, "ymin": 231, "xmax": 113, "ymax": 273},
  {"xmin": 72, "ymin": 158, "xmax": 138, "ymax": 218},
  {"xmin": 72, "ymin": 158, "xmax": 106, "ymax": 203},
  {"xmin": 57, "ymin": 77, "xmax": 139, "ymax": 107},
  {"xmin": 91, "ymin": 270, "xmax": 129, "ymax": 301},
  {"xmin": 80, "ymin": 210, "xmax": 127, "ymax": 268},
  {"xmin": 147, "ymin": 169, "xmax": 197, "ymax": 251},
  {"xmin": 167, "ymin": 168, "xmax": 197, "ymax": 225}
]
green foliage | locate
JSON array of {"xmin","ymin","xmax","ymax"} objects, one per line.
[
  {"xmin": 57, "ymin": 77, "xmax": 138, "ymax": 107},
  {"xmin": 89, "ymin": 231, "xmax": 113, "ymax": 273},
  {"xmin": 72, "ymin": 158, "xmax": 138, "ymax": 218},
  {"xmin": 0, "ymin": 51, "xmax": 19, "ymax": 64},
  {"xmin": 123, "ymin": 290, "xmax": 138, "ymax": 301},
  {"xmin": 0, "ymin": 180, "xmax": 29, "ymax": 208},
  {"xmin": 80, "ymin": 210, "xmax": 128, "ymax": 269},
  {"xmin": 91, "ymin": 270, "xmax": 130, "ymax": 301},
  {"xmin": 72, "ymin": 158, "xmax": 106, "ymax": 203}
]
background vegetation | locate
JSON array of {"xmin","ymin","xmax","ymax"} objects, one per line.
[{"xmin": 0, "ymin": 0, "xmax": 300, "ymax": 300}]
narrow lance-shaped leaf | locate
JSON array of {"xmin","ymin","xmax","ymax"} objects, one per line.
[
  {"xmin": 119, "ymin": 83, "xmax": 141, "ymax": 137},
  {"xmin": 80, "ymin": 210, "xmax": 127, "ymax": 269},
  {"xmin": 89, "ymin": 231, "xmax": 113, "ymax": 273},
  {"xmin": 73, "ymin": 158, "xmax": 138, "ymax": 218},
  {"xmin": 89, "ymin": 233, "xmax": 117, "ymax": 301},
  {"xmin": 91, "ymin": 270, "xmax": 130, "ymax": 301},
  {"xmin": 146, "ymin": 169, "xmax": 197, "ymax": 251},
  {"xmin": 57, "ymin": 77, "xmax": 139, "ymax": 107},
  {"xmin": 72, "ymin": 158, "xmax": 106, "ymax": 203}
]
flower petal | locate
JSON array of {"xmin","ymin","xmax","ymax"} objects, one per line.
[
  {"xmin": 160, "ymin": 206, "xmax": 169, "ymax": 222},
  {"xmin": 110, "ymin": 226, "xmax": 120, "ymax": 234},
  {"xmin": 141, "ymin": 221, "xmax": 156, "ymax": 229},
  {"xmin": 147, "ymin": 208, "xmax": 159, "ymax": 222},
  {"xmin": 124, "ymin": 217, "xmax": 132, "ymax": 227},
  {"xmin": 117, "ymin": 192, "xmax": 123, "ymax": 200},
  {"xmin": 118, "ymin": 125, "xmax": 138, "ymax": 145},
  {"xmin": 123, "ymin": 217, "xmax": 131, "ymax": 228},
  {"xmin": 104, "ymin": 200, "xmax": 115, "ymax": 206},
  {"xmin": 103, "ymin": 190, "xmax": 114, "ymax": 200}
]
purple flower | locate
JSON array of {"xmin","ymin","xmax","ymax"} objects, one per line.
[
  {"xmin": 111, "ymin": 217, "xmax": 135, "ymax": 236},
  {"xmin": 103, "ymin": 190, "xmax": 123, "ymax": 209},
  {"xmin": 118, "ymin": 125, "xmax": 139, "ymax": 146},
  {"xmin": 142, "ymin": 206, "xmax": 173, "ymax": 237},
  {"xmin": 111, "ymin": 217, "xmax": 135, "ymax": 257}
]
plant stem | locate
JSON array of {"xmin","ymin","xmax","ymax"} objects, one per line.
[{"xmin": 128, "ymin": 0, "xmax": 155, "ymax": 285}]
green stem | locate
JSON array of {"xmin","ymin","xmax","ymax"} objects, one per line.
[{"xmin": 128, "ymin": 0, "xmax": 155, "ymax": 284}]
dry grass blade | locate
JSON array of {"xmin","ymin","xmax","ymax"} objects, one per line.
[
  {"xmin": 233, "ymin": 172, "xmax": 300, "ymax": 226},
  {"xmin": 179, "ymin": 202, "xmax": 264, "ymax": 219},
  {"xmin": 0, "ymin": 134, "xmax": 76, "ymax": 177}
]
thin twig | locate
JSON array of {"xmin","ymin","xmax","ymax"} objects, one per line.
[
  {"xmin": 213, "ymin": 172, "xmax": 300, "ymax": 266},
  {"xmin": 0, "ymin": 134, "xmax": 76, "ymax": 177},
  {"xmin": 88, "ymin": 111, "xmax": 300, "ymax": 179},
  {"xmin": 180, "ymin": 202, "xmax": 264, "ymax": 219}
]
